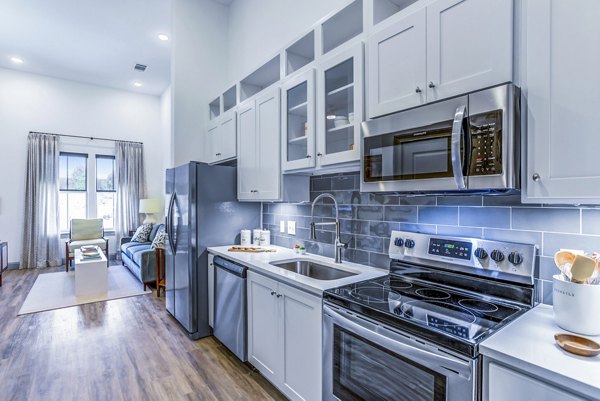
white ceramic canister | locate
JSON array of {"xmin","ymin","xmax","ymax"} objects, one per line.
[
  {"xmin": 553, "ymin": 274, "xmax": 600, "ymax": 335},
  {"xmin": 252, "ymin": 229, "xmax": 262, "ymax": 246},
  {"xmin": 260, "ymin": 230, "xmax": 271, "ymax": 247},
  {"xmin": 240, "ymin": 229, "xmax": 251, "ymax": 246}
]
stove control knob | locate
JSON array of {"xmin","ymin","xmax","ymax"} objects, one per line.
[
  {"xmin": 490, "ymin": 249, "xmax": 505, "ymax": 263},
  {"xmin": 474, "ymin": 248, "xmax": 488, "ymax": 260},
  {"xmin": 394, "ymin": 238, "xmax": 404, "ymax": 247},
  {"xmin": 404, "ymin": 239, "xmax": 416, "ymax": 249},
  {"xmin": 508, "ymin": 251, "xmax": 523, "ymax": 266}
]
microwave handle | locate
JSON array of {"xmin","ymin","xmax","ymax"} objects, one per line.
[{"xmin": 451, "ymin": 105, "xmax": 467, "ymax": 190}]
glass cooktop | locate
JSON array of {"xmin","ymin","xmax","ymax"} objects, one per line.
[{"xmin": 323, "ymin": 274, "xmax": 527, "ymax": 357}]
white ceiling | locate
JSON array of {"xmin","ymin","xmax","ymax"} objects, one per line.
[{"xmin": 0, "ymin": 0, "xmax": 172, "ymax": 96}]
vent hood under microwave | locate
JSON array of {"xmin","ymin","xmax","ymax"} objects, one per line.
[{"xmin": 361, "ymin": 84, "xmax": 521, "ymax": 194}]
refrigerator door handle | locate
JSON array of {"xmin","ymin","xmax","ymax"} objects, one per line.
[{"xmin": 167, "ymin": 192, "xmax": 176, "ymax": 254}]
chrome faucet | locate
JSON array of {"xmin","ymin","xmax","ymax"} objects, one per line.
[{"xmin": 309, "ymin": 193, "xmax": 347, "ymax": 263}]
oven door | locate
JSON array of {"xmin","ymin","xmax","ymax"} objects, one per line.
[
  {"xmin": 361, "ymin": 95, "xmax": 469, "ymax": 193},
  {"xmin": 323, "ymin": 304, "xmax": 477, "ymax": 401}
]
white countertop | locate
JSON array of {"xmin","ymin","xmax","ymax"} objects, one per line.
[
  {"xmin": 480, "ymin": 304, "xmax": 600, "ymax": 399},
  {"xmin": 207, "ymin": 245, "xmax": 388, "ymax": 296}
]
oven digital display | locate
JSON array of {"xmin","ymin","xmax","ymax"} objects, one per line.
[{"xmin": 428, "ymin": 238, "xmax": 472, "ymax": 260}]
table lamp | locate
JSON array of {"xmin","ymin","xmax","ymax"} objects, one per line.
[{"xmin": 139, "ymin": 198, "xmax": 160, "ymax": 224}]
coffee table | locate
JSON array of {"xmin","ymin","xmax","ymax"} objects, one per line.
[{"xmin": 74, "ymin": 248, "xmax": 108, "ymax": 296}]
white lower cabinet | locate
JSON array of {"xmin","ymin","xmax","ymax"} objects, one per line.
[
  {"xmin": 247, "ymin": 271, "xmax": 322, "ymax": 401},
  {"xmin": 484, "ymin": 360, "xmax": 586, "ymax": 401}
]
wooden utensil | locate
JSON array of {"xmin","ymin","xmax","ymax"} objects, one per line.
[
  {"xmin": 555, "ymin": 333, "xmax": 600, "ymax": 357},
  {"xmin": 570, "ymin": 255, "xmax": 597, "ymax": 283},
  {"xmin": 554, "ymin": 251, "xmax": 576, "ymax": 268}
]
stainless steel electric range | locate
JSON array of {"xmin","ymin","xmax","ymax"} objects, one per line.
[{"xmin": 323, "ymin": 230, "xmax": 537, "ymax": 401}]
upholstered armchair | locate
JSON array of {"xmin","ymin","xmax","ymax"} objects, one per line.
[{"xmin": 65, "ymin": 218, "xmax": 109, "ymax": 271}]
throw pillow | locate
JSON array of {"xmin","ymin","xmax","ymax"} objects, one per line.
[
  {"xmin": 131, "ymin": 223, "xmax": 153, "ymax": 243},
  {"xmin": 151, "ymin": 228, "xmax": 167, "ymax": 249}
]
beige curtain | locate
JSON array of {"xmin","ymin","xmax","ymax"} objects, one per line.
[
  {"xmin": 115, "ymin": 141, "xmax": 146, "ymax": 246},
  {"xmin": 21, "ymin": 132, "xmax": 62, "ymax": 268}
]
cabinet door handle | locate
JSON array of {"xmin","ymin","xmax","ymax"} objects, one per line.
[
  {"xmin": 306, "ymin": 154, "xmax": 312, "ymax": 158},
  {"xmin": 415, "ymin": 86, "xmax": 422, "ymax": 93},
  {"xmin": 317, "ymin": 152, "xmax": 323, "ymax": 157},
  {"xmin": 215, "ymin": 153, "xmax": 221, "ymax": 156},
  {"xmin": 428, "ymin": 81, "xmax": 436, "ymax": 88},
  {"xmin": 276, "ymin": 294, "xmax": 282, "ymax": 298},
  {"xmin": 270, "ymin": 291, "xmax": 277, "ymax": 296},
  {"xmin": 532, "ymin": 173, "xmax": 541, "ymax": 182}
]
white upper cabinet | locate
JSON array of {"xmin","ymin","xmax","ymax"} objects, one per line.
[
  {"xmin": 218, "ymin": 110, "xmax": 237, "ymax": 161},
  {"xmin": 255, "ymin": 90, "xmax": 283, "ymax": 200},
  {"xmin": 426, "ymin": 0, "xmax": 513, "ymax": 102},
  {"xmin": 281, "ymin": 69, "xmax": 316, "ymax": 171},
  {"xmin": 367, "ymin": 8, "xmax": 427, "ymax": 118},
  {"xmin": 367, "ymin": 0, "xmax": 513, "ymax": 118},
  {"xmin": 237, "ymin": 89, "xmax": 289, "ymax": 201},
  {"xmin": 207, "ymin": 109, "xmax": 237, "ymax": 164},
  {"xmin": 316, "ymin": 42, "xmax": 364, "ymax": 167},
  {"xmin": 523, "ymin": 0, "xmax": 600, "ymax": 204},
  {"xmin": 237, "ymin": 101, "xmax": 257, "ymax": 200}
]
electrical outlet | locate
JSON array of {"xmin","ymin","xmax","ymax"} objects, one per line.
[
  {"xmin": 287, "ymin": 220, "xmax": 296, "ymax": 236},
  {"xmin": 280, "ymin": 220, "xmax": 286, "ymax": 233}
]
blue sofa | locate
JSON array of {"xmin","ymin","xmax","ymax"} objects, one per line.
[{"xmin": 120, "ymin": 223, "xmax": 164, "ymax": 290}]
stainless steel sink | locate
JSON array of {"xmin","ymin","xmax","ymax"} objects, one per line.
[{"xmin": 270, "ymin": 259, "xmax": 357, "ymax": 280}]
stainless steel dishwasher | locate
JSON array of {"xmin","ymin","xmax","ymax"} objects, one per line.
[{"xmin": 213, "ymin": 256, "xmax": 247, "ymax": 361}]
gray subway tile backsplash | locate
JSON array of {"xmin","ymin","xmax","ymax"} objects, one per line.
[
  {"xmin": 459, "ymin": 207, "xmax": 511, "ymax": 229},
  {"xmin": 542, "ymin": 232, "xmax": 600, "ymax": 257},
  {"xmin": 384, "ymin": 206, "xmax": 418, "ymax": 223},
  {"xmin": 512, "ymin": 207, "xmax": 580, "ymax": 233},
  {"xmin": 418, "ymin": 206, "xmax": 458, "ymax": 225},
  {"xmin": 582, "ymin": 209, "xmax": 600, "ymax": 235},
  {"xmin": 264, "ymin": 172, "xmax": 600, "ymax": 305}
]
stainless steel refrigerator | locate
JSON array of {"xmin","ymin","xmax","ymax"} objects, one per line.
[{"xmin": 164, "ymin": 162, "xmax": 260, "ymax": 340}]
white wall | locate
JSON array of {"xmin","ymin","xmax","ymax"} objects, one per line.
[
  {"xmin": 172, "ymin": 0, "xmax": 229, "ymax": 165},
  {"xmin": 227, "ymin": 0, "xmax": 349, "ymax": 81},
  {"xmin": 0, "ymin": 67, "xmax": 166, "ymax": 263}
]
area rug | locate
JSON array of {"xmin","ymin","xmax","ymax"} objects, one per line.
[{"xmin": 18, "ymin": 265, "xmax": 152, "ymax": 315}]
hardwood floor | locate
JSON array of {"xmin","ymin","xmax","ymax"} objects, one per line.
[{"xmin": 0, "ymin": 266, "xmax": 287, "ymax": 401}]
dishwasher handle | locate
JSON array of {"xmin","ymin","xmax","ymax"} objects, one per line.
[{"xmin": 214, "ymin": 256, "xmax": 247, "ymax": 278}]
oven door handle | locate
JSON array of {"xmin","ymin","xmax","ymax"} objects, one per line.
[
  {"xmin": 451, "ymin": 105, "xmax": 467, "ymax": 190},
  {"xmin": 324, "ymin": 305, "xmax": 472, "ymax": 379}
]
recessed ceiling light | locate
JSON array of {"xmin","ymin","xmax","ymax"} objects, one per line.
[
  {"xmin": 10, "ymin": 56, "xmax": 24, "ymax": 64},
  {"xmin": 157, "ymin": 33, "xmax": 169, "ymax": 41},
  {"xmin": 133, "ymin": 82, "xmax": 143, "ymax": 87}
]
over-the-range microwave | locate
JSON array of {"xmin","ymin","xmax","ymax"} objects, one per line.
[{"xmin": 361, "ymin": 83, "xmax": 521, "ymax": 194}]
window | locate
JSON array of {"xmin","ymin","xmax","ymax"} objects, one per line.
[
  {"xmin": 59, "ymin": 152, "xmax": 117, "ymax": 232},
  {"xmin": 59, "ymin": 153, "xmax": 88, "ymax": 232},
  {"xmin": 96, "ymin": 155, "xmax": 116, "ymax": 230}
]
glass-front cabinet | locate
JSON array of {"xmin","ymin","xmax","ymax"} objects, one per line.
[
  {"xmin": 281, "ymin": 69, "xmax": 316, "ymax": 171},
  {"xmin": 317, "ymin": 43, "xmax": 364, "ymax": 167}
]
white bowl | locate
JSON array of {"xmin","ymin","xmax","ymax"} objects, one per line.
[{"xmin": 553, "ymin": 274, "xmax": 600, "ymax": 335}]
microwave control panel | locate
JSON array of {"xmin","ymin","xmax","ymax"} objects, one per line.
[{"xmin": 468, "ymin": 110, "xmax": 502, "ymax": 176}]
